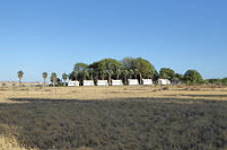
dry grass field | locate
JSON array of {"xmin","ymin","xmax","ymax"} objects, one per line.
[
  {"xmin": 0, "ymin": 85, "xmax": 227, "ymax": 150},
  {"xmin": 1, "ymin": 85, "xmax": 227, "ymax": 103}
]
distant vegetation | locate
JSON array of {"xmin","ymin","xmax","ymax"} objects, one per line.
[{"xmin": 15, "ymin": 57, "xmax": 226, "ymax": 86}]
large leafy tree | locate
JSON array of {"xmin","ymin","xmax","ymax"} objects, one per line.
[
  {"xmin": 69, "ymin": 63, "xmax": 89, "ymax": 81},
  {"xmin": 89, "ymin": 58, "xmax": 123, "ymax": 74},
  {"xmin": 122, "ymin": 57, "xmax": 156, "ymax": 79},
  {"xmin": 74, "ymin": 63, "xmax": 88, "ymax": 71},
  {"xmin": 184, "ymin": 69, "xmax": 203, "ymax": 83},
  {"xmin": 175, "ymin": 73, "xmax": 183, "ymax": 80},
  {"xmin": 122, "ymin": 57, "xmax": 137, "ymax": 70},
  {"xmin": 17, "ymin": 70, "xmax": 24, "ymax": 85},
  {"xmin": 159, "ymin": 68, "xmax": 175, "ymax": 80}
]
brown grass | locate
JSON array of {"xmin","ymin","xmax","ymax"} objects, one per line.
[
  {"xmin": 0, "ymin": 85, "xmax": 227, "ymax": 104},
  {"xmin": 0, "ymin": 136, "xmax": 37, "ymax": 150}
]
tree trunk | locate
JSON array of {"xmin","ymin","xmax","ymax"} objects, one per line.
[{"xmin": 43, "ymin": 79, "xmax": 46, "ymax": 87}]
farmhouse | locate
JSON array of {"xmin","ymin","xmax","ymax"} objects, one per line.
[
  {"xmin": 158, "ymin": 79, "xmax": 171, "ymax": 85},
  {"xmin": 142, "ymin": 79, "xmax": 153, "ymax": 85},
  {"xmin": 112, "ymin": 80, "xmax": 123, "ymax": 86},
  {"xmin": 68, "ymin": 81, "xmax": 80, "ymax": 87},
  {"xmin": 97, "ymin": 80, "xmax": 109, "ymax": 86},
  {"xmin": 128, "ymin": 79, "xmax": 139, "ymax": 85},
  {"xmin": 83, "ymin": 80, "xmax": 95, "ymax": 86}
]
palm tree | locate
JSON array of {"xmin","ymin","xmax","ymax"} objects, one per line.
[
  {"xmin": 148, "ymin": 71, "xmax": 153, "ymax": 79},
  {"xmin": 50, "ymin": 72, "xmax": 57, "ymax": 87},
  {"xmin": 122, "ymin": 70, "xmax": 129, "ymax": 85},
  {"xmin": 62, "ymin": 73, "xmax": 68, "ymax": 86},
  {"xmin": 134, "ymin": 69, "xmax": 142, "ymax": 84},
  {"xmin": 116, "ymin": 69, "xmax": 121, "ymax": 80},
  {"xmin": 73, "ymin": 71, "xmax": 78, "ymax": 81},
  {"xmin": 88, "ymin": 70, "xmax": 94, "ymax": 80},
  {"xmin": 17, "ymin": 70, "xmax": 24, "ymax": 86},
  {"xmin": 83, "ymin": 70, "xmax": 89, "ymax": 80},
  {"xmin": 42, "ymin": 72, "xmax": 48, "ymax": 87},
  {"xmin": 129, "ymin": 69, "xmax": 134, "ymax": 79},
  {"xmin": 107, "ymin": 70, "xmax": 113, "ymax": 85},
  {"xmin": 99, "ymin": 70, "xmax": 105, "ymax": 80}
]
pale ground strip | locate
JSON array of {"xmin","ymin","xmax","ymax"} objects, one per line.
[{"xmin": 0, "ymin": 86, "xmax": 227, "ymax": 103}]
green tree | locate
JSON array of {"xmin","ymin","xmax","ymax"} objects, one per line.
[
  {"xmin": 99, "ymin": 70, "xmax": 105, "ymax": 80},
  {"xmin": 175, "ymin": 73, "xmax": 184, "ymax": 81},
  {"xmin": 134, "ymin": 69, "xmax": 142, "ymax": 84},
  {"xmin": 122, "ymin": 57, "xmax": 156, "ymax": 79},
  {"xmin": 129, "ymin": 69, "xmax": 134, "ymax": 79},
  {"xmin": 115, "ymin": 69, "xmax": 121, "ymax": 80},
  {"xmin": 88, "ymin": 70, "xmax": 94, "ymax": 80},
  {"xmin": 74, "ymin": 63, "xmax": 88, "ymax": 71},
  {"xmin": 17, "ymin": 70, "xmax": 24, "ymax": 86},
  {"xmin": 83, "ymin": 70, "xmax": 89, "ymax": 80},
  {"xmin": 76, "ymin": 70, "xmax": 89, "ymax": 84},
  {"xmin": 107, "ymin": 70, "xmax": 113, "ymax": 84},
  {"xmin": 50, "ymin": 72, "xmax": 58, "ymax": 87},
  {"xmin": 89, "ymin": 58, "xmax": 123, "ymax": 73},
  {"xmin": 42, "ymin": 72, "xmax": 48, "ymax": 87},
  {"xmin": 184, "ymin": 69, "xmax": 203, "ymax": 84},
  {"xmin": 159, "ymin": 68, "xmax": 175, "ymax": 81},
  {"xmin": 122, "ymin": 57, "xmax": 137, "ymax": 70},
  {"xmin": 172, "ymin": 73, "xmax": 184, "ymax": 84},
  {"xmin": 62, "ymin": 73, "xmax": 68, "ymax": 86},
  {"xmin": 73, "ymin": 71, "xmax": 78, "ymax": 81},
  {"xmin": 121, "ymin": 70, "xmax": 129, "ymax": 85},
  {"xmin": 222, "ymin": 78, "xmax": 227, "ymax": 85}
]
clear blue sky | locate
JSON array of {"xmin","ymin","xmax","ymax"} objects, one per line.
[{"xmin": 0, "ymin": 0, "xmax": 226, "ymax": 81}]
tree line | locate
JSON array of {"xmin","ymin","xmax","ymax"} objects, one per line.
[{"xmin": 16, "ymin": 57, "xmax": 226, "ymax": 86}]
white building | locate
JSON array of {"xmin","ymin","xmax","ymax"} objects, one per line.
[
  {"xmin": 83, "ymin": 80, "xmax": 95, "ymax": 86},
  {"xmin": 112, "ymin": 80, "xmax": 123, "ymax": 86},
  {"xmin": 68, "ymin": 80, "xmax": 80, "ymax": 87},
  {"xmin": 142, "ymin": 79, "xmax": 153, "ymax": 85},
  {"xmin": 158, "ymin": 79, "xmax": 171, "ymax": 85},
  {"xmin": 97, "ymin": 80, "xmax": 109, "ymax": 86},
  {"xmin": 128, "ymin": 79, "xmax": 139, "ymax": 85}
]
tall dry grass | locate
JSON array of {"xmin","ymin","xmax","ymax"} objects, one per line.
[
  {"xmin": 0, "ymin": 136, "xmax": 37, "ymax": 150},
  {"xmin": 0, "ymin": 135, "xmax": 94, "ymax": 150}
]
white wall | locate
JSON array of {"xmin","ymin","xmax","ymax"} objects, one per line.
[
  {"xmin": 128, "ymin": 79, "xmax": 139, "ymax": 85},
  {"xmin": 142, "ymin": 79, "xmax": 153, "ymax": 85},
  {"xmin": 158, "ymin": 79, "xmax": 171, "ymax": 85},
  {"xmin": 83, "ymin": 80, "xmax": 95, "ymax": 86},
  {"xmin": 97, "ymin": 80, "xmax": 109, "ymax": 86},
  {"xmin": 68, "ymin": 81, "xmax": 80, "ymax": 87},
  {"xmin": 112, "ymin": 80, "xmax": 123, "ymax": 86}
]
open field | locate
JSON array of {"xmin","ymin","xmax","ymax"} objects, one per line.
[
  {"xmin": 1, "ymin": 85, "xmax": 227, "ymax": 103},
  {"xmin": 0, "ymin": 86, "xmax": 227, "ymax": 150}
]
